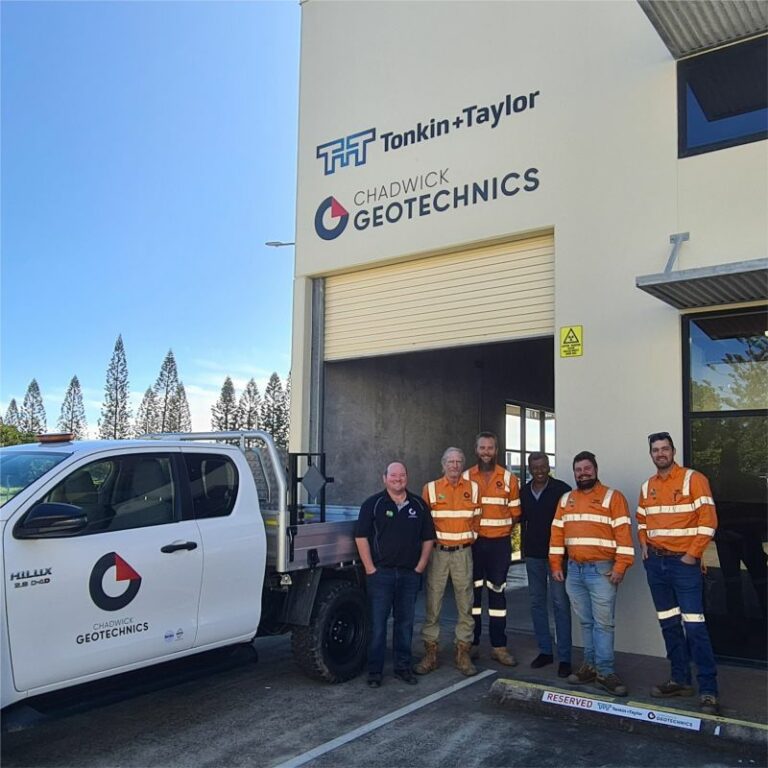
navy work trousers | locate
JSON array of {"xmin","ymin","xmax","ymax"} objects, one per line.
[
  {"xmin": 472, "ymin": 536, "xmax": 511, "ymax": 648},
  {"xmin": 644, "ymin": 549, "xmax": 718, "ymax": 696}
]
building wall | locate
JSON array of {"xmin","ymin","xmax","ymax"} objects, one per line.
[{"xmin": 290, "ymin": 0, "xmax": 768, "ymax": 657}]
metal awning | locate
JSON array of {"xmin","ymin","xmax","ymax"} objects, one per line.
[
  {"xmin": 636, "ymin": 258, "xmax": 768, "ymax": 309},
  {"xmin": 637, "ymin": 1, "xmax": 768, "ymax": 59}
]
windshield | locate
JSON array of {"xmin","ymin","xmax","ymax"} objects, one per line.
[{"xmin": 0, "ymin": 451, "xmax": 71, "ymax": 507}]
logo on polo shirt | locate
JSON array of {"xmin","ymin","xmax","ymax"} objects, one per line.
[{"xmin": 408, "ymin": 507, "xmax": 417, "ymax": 517}]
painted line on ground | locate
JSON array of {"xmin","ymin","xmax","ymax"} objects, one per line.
[{"xmin": 273, "ymin": 669, "xmax": 497, "ymax": 768}]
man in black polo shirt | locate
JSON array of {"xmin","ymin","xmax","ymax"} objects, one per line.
[
  {"xmin": 520, "ymin": 452, "xmax": 573, "ymax": 677},
  {"xmin": 355, "ymin": 461, "xmax": 436, "ymax": 688}
]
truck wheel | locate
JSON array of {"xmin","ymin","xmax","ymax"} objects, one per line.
[{"xmin": 292, "ymin": 579, "xmax": 367, "ymax": 683}]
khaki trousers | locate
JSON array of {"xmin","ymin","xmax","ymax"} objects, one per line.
[{"xmin": 421, "ymin": 545, "xmax": 475, "ymax": 645}]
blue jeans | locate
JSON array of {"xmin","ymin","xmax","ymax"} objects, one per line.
[
  {"xmin": 526, "ymin": 557, "xmax": 572, "ymax": 663},
  {"xmin": 565, "ymin": 560, "xmax": 617, "ymax": 676},
  {"xmin": 366, "ymin": 567, "xmax": 422, "ymax": 675},
  {"xmin": 644, "ymin": 550, "xmax": 718, "ymax": 696}
]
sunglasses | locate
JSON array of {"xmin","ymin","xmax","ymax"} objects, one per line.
[{"xmin": 648, "ymin": 431, "xmax": 672, "ymax": 445}]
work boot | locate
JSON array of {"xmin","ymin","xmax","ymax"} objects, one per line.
[
  {"xmin": 490, "ymin": 647, "xmax": 518, "ymax": 666},
  {"xmin": 651, "ymin": 680, "xmax": 695, "ymax": 698},
  {"xmin": 455, "ymin": 641, "xmax": 479, "ymax": 676},
  {"xmin": 595, "ymin": 673, "xmax": 628, "ymax": 697},
  {"xmin": 414, "ymin": 641, "xmax": 439, "ymax": 675},
  {"xmin": 393, "ymin": 668, "xmax": 418, "ymax": 685},
  {"xmin": 700, "ymin": 694, "xmax": 719, "ymax": 715},
  {"xmin": 567, "ymin": 663, "xmax": 597, "ymax": 685}
]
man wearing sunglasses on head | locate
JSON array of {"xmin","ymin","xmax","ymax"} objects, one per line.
[{"xmin": 637, "ymin": 431, "xmax": 719, "ymax": 715}]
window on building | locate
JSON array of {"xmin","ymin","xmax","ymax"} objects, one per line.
[
  {"xmin": 678, "ymin": 36, "xmax": 768, "ymax": 158},
  {"xmin": 505, "ymin": 403, "xmax": 556, "ymax": 564},
  {"xmin": 683, "ymin": 307, "xmax": 768, "ymax": 664},
  {"xmin": 505, "ymin": 403, "xmax": 556, "ymax": 485}
]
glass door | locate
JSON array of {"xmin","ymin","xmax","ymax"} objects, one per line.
[{"xmin": 684, "ymin": 307, "xmax": 768, "ymax": 665}]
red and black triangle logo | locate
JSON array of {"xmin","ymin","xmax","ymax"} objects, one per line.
[{"xmin": 89, "ymin": 552, "xmax": 142, "ymax": 611}]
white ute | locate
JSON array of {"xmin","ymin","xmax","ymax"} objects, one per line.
[{"xmin": 0, "ymin": 431, "xmax": 367, "ymax": 712}]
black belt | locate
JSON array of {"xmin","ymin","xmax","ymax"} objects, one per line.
[
  {"xmin": 650, "ymin": 546, "xmax": 683, "ymax": 557},
  {"xmin": 435, "ymin": 543, "xmax": 472, "ymax": 552}
]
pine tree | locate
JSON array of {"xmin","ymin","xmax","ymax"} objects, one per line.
[
  {"xmin": 261, "ymin": 372, "xmax": 288, "ymax": 449},
  {"xmin": 58, "ymin": 375, "xmax": 88, "ymax": 439},
  {"xmin": 211, "ymin": 376, "xmax": 239, "ymax": 430},
  {"xmin": 20, "ymin": 379, "xmax": 46, "ymax": 434},
  {"xmin": 176, "ymin": 382, "xmax": 192, "ymax": 432},
  {"xmin": 237, "ymin": 378, "xmax": 261, "ymax": 430},
  {"xmin": 134, "ymin": 387, "xmax": 159, "ymax": 436},
  {"xmin": 99, "ymin": 335, "xmax": 131, "ymax": 439},
  {"xmin": 4, "ymin": 399, "xmax": 20, "ymax": 428},
  {"xmin": 0, "ymin": 423, "xmax": 34, "ymax": 446},
  {"xmin": 153, "ymin": 350, "xmax": 180, "ymax": 433}
]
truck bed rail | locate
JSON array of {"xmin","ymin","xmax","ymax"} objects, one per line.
[{"xmin": 145, "ymin": 431, "xmax": 358, "ymax": 573}]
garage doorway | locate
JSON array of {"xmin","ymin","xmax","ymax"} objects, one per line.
[{"xmin": 322, "ymin": 336, "xmax": 554, "ymax": 507}]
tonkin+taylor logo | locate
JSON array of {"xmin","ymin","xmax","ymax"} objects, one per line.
[
  {"xmin": 316, "ymin": 128, "xmax": 376, "ymax": 176},
  {"xmin": 89, "ymin": 552, "xmax": 142, "ymax": 611},
  {"xmin": 314, "ymin": 196, "xmax": 349, "ymax": 241}
]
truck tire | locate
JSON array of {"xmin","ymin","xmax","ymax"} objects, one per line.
[{"xmin": 291, "ymin": 579, "xmax": 367, "ymax": 683}]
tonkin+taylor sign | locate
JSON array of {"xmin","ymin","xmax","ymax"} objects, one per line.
[{"xmin": 312, "ymin": 87, "xmax": 543, "ymax": 242}]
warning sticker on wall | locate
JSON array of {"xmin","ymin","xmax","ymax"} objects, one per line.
[{"xmin": 560, "ymin": 326, "xmax": 583, "ymax": 358}]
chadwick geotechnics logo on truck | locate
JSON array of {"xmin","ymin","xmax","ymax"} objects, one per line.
[
  {"xmin": 77, "ymin": 552, "xmax": 148, "ymax": 645},
  {"xmin": 89, "ymin": 552, "xmax": 142, "ymax": 611}
]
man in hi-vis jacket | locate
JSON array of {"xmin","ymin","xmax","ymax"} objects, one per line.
[{"xmin": 550, "ymin": 451, "xmax": 634, "ymax": 697}]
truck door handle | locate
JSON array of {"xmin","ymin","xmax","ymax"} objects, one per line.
[{"xmin": 161, "ymin": 541, "xmax": 198, "ymax": 553}]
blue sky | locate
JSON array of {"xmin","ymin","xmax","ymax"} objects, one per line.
[{"xmin": 1, "ymin": 0, "xmax": 299, "ymax": 433}]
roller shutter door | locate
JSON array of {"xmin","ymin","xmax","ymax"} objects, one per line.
[{"xmin": 324, "ymin": 233, "xmax": 554, "ymax": 360}]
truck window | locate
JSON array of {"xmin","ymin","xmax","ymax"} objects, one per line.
[
  {"xmin": 0, "ymin": 451, "xmax": 70, "ymax": 507},
  {"xmin": 183, "ymin": 453, "xmax": 239, "ymax": 518},
  {"xmin": 37, "ymin": 454, "xmax": 177, "ymax": 534}
]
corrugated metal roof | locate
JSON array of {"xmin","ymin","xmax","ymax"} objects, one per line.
[
  {"xmin": 637, "ymin": 1, "xmax": 768, "ymax": 58},
  {"xmin": 636, "ymin": 259, "xmax": 768, "ymax": 309}
]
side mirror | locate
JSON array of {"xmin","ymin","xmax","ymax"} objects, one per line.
[{"xmin": 14, "ymin": 503, "xmax": 88, "ymax": 539}]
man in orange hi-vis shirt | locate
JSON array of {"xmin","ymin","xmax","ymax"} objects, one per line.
[
  {"xmin": 463, "ymin": 431, "xmax": 520, "ymax": 666},
  {"xmin": 415, "ymin": 447, "xmax": 481, "ymax": 678},
  {"xmin": 550, "ymin": 451, "xmax": 634, "ymax": 697},
  {"xmin": 638, "ymin": 431, "xmax": 719, "ymax": 715}
]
